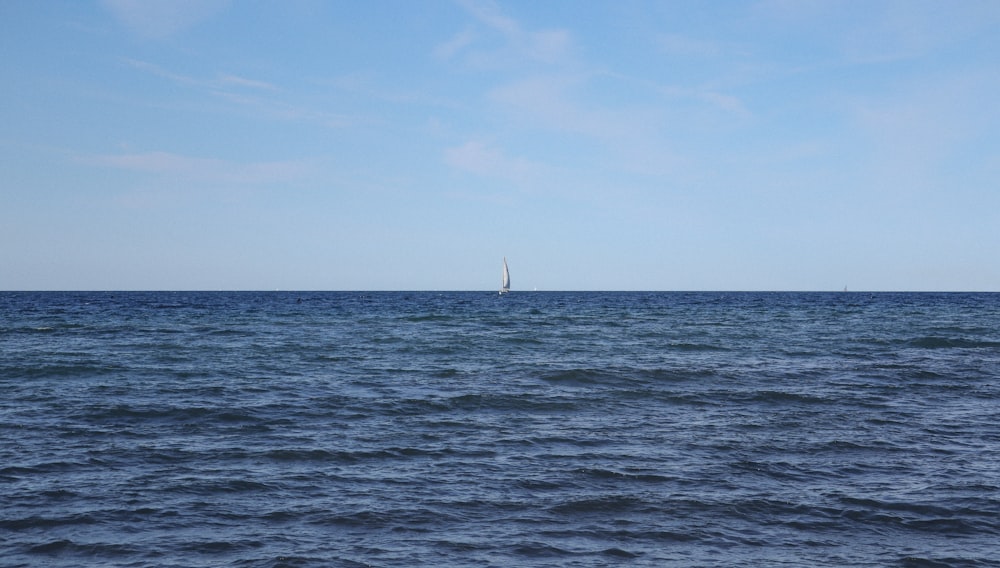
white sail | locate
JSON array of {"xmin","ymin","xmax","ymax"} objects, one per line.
[{"xmin": 500, "ymin": 257, "xmax": 510, "ymax": 294}]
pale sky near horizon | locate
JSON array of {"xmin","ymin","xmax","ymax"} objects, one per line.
[{"xmin": 3, "ymin": 0, "xmax": 999, "ymax": 291}]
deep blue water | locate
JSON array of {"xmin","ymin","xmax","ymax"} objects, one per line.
[{"xmin": 2, "ymin": 291, "xmax": 999, "ymax": 567}]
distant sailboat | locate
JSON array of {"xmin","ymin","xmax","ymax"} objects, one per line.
[{"xmin": 499, "ymin": 257, "xmax": 510, "ymax": 295}]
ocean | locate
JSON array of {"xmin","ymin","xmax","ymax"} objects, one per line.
[{"xmin": 2, "ymin": 291, "xmax": 999, "ymax": 567}]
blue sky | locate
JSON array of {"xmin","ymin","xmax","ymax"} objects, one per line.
[{"xmin": 3, "ymin": 0, "xmax": 999, "ymax": 291}]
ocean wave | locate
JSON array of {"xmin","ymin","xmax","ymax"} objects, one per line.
[
  {"xmin": 548, "ymin": 495, "xmax": 646, "ymax": 514},
  {"xmin": 2, "ymin": 362, "xmax": 127, "ymax": 380},
  {"xmin": 1, "ymin": 513, "xmax": 98, "ymax": 531},
  {"xmin": 908, "ymin": 337, "xmax": 1000, "ymax": 349}
]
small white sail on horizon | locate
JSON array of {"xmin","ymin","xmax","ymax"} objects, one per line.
[{"xmin": 499, "ymin": 257, "xmax": 510, "ymax": 295}]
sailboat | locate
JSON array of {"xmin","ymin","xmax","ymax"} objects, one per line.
[{"xmin": 499, "ymin": 257, "xmax": 510, "ymax": 295}]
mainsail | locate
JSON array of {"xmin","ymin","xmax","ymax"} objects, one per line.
[{"xmin": 500, "ymin": 257, "xmax": 510, "ymax": 295}]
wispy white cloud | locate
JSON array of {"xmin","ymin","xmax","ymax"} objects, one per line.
[
  {"xmin": 487, "ymin": 74, "xmax": 668, "ymax": 149},
  {"xmin": 457, "ymin": 0, "xmax": 520, "ymax": 36},
  {"xmin": 318, "ymin": 72, "xmax": 456, "ymax": 109},
  {"xmin": 459, "ymin": 72, "xmax": 686, "ymax": 180},
  {"xmin": 443, "ymin": 140, "xmax": 549, "ymax": 186},
  {"xmin": 121, "ymin": 58, "xmax": 200, "ymax": 86},
  {"xmin": 753, "ymin": 0, "xmax": 1000, "ymax": 66},
  {"xmin": 217, "ymin": 74, "xmax": 277, "ymax": 91},
  {"xmin": 102, "ymin": 0, "xmax": 230, "ymax": 39},
  {"xmin": 82, "ymin": 151, "xmax": 313, "ymax": 185},
  {"xmin": 122, "ymin": 58, "xmax": 276, "ymax": 92},
  {"xmin": 209, "ymin": 90, "xmax": 355, "ymax": 128},
  {"xmin": 434, "ymin": 30, "xmax": 476, "ymax": 59},
  {"xmin": 434, "ymin": 28, "xmax": 477, "ymax": 60},
  {"xmin": 440, "ymin": 2, "xmax": 688, "ymax": 179},
  {"xmin": 122, "ymin": 59, "xmax": 356, "ymax": 127},
  {"xmin": 842, "ymin": 2, "xmax": 1000, "ymax": 65},
  {"xmin": 487, "ymin": 75, "xmax": 589, "ymax": 133},
  {"xmin": 657, "ymin": 33, "xmax": 725, "ymax": 58},
  {"xmin": 660, "ymin": 85, "xmax": 751, "ymax": 118},
  {"xmin": 445, "ymin": 0, "xmax": 574, "ymax": 67}
]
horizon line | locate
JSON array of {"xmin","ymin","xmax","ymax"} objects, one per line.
[{"xmin": 2, "ymin": 289, "xmax": 997, "ymax": 294}]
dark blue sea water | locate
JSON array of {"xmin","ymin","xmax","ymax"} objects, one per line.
[{"xmin": 2, "ymin": 291, "xmax": 999, "ymax": 567}]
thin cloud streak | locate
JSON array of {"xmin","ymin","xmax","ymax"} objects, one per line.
[
  {"xmin": 486, "ymin": 74, "xmax": 682, "ymax": 177},
  {"xmin": 657, "ymin": 33, "xmax": 726, "ymax": 57},
  {"xmin": 82, "ymin": 151, "xmax": 313, "ymax": 185},
  {"xmin": 444, "ymin": 140, "xmax": 545, "ymax": 185},
  {"xmin": 122, "ymin": 58, "xmax": 277, "ymax": 92},
  {"xmin": 102, "ymin": 0, "xmax": 230, "ymax": 39},
  {"xmin": 449, "ymin": 0, "xmax": 575, "ymax": 67},
  {"xmin": 659, "ymin": 85, "xmax": 751, "ymax": 118},
  {"xmin": 217, "ymin": 74, "xmax": 278, "ymax": 91},
  {"xmin": 122, "ymin": 58, "xmax": 356, "ymax": 128}
]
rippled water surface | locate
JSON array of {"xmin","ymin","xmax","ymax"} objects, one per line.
[{"xmin": 2, "ymin": 291, "xmax": 999, "ymax": 567}]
